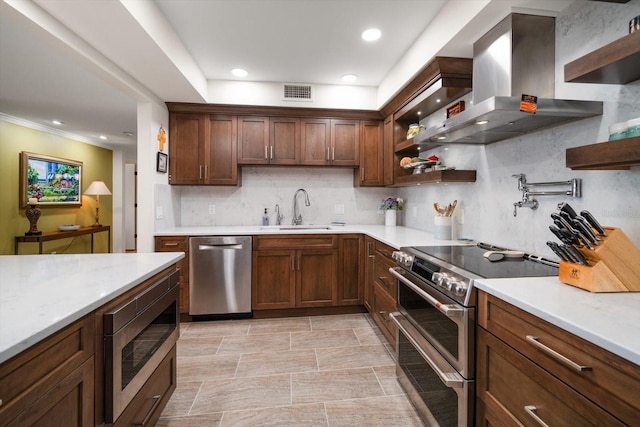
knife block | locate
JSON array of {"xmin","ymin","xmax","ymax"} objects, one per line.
[{"xmin": 558, "ymin": 227, "xmax": 640, "ymax": 292}]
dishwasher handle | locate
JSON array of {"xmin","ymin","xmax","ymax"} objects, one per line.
[{"xmin": 198, "ymin": 243, "xmax": 244, "ymax": 250}]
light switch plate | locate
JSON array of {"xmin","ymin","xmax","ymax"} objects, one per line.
[
  {"xmin": 334, "ymin": 204, "xmax": 345, "ymax": 214},
  {"xmin": 155, "ymin": 205, "xmax": 163, "ymax": 220},
  {"xmin": 209, "ymin": 204, "xmax": 216, "ymax": 215}
]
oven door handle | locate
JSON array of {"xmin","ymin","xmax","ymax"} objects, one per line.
[
  {"xmin": 389, "ymin": 267, "xmax": 464, "ymax": 318},
  {"xmin": 391, "ymin": 312, "xmax": 464, "ymax": 389}
]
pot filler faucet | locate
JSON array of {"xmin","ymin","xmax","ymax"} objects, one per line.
[{"xmin": 292, "ymin": 188, "xmax": 311, "ymax": 225}]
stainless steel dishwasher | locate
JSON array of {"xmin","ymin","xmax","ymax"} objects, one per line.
[{"xmin": 189, "ymin": 236, "xmax": 252, "ymax": 316}]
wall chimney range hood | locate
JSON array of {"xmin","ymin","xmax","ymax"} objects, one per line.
[{"xmin": 415, "ymin": 14, "xmax": 603, "ymax": 147}]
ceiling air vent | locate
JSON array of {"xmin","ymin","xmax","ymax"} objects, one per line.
[{"xmin": 283, "ymin": 84, "xmax": 313, "ymax": 102}]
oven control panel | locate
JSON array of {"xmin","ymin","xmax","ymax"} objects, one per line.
[
  {"xmin": 432, "ymin": 272, "xmax": 468, "ymax": 296},
  {"xmin": 392, "ymin": 251, "xmax": 414, "ymax": 267}
]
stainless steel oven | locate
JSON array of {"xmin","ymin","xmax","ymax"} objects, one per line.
[
  {"xmin": 104, "ymin": 270, "xmax": 180, "ymax": 423},
  {"xmin": 390, "ymin": 243, "xmax": 559, "ymax": 427}
]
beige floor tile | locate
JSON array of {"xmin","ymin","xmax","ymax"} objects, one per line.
[
  {"xmin": 161, "ymin": 381, "xmax": 202, "ymax": 417},
  {"xmin": 177, "ymin": 354, "xmax": 240, "ymax": 383},
  {"xmin": 190, "ymin": 374, "xmax": 291, "ymax": 414},
  {"xmin": 316, "ymin": 344, "xmax": 394, "ymax": 371},
  {"xmin": 217, "ymin": 332, "xmax": 291, "ymax": 354},
  {"xmin": 177, "ymin": 336, "xmax": 223, "ymax": 357},
  {"xmin": 325, "ymin": 394, "xmax": 424, "ymax": 427},
  {"xmin": 292, "ymin": 368, "xmax": 384, "ymax": 404},
  {"xmin": 373, "ymin": 365, "xmax": 405, "ymax": 396},
  {"xmin": 235, "ymin": 349, "xmax": 318, "ymax": 377},
  {"xmin": 310, "ymin": 313, "xmax": 371, "ymax": 330},
  {"xmin": 247, "ymin": 317, "xmax": 311, "ymax": 334},
  {"xmin": 219, "ymin": 403, "xmax": 328, "ymax": 426},
  {"xmin": 353, "ymin": 326, "xmax": 386, "ymax": 346},
  {"xmin": 156, "ymin": 413, "xmax": 223, "ymax": 427},
  {"xmin": 181, "ymin": 320, "xmax": 250, "ymax": 339},
  {"xmin": 290, "ymin": 329, "xmax": 359, "ymax": 350}
]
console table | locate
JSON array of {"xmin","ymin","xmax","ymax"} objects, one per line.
[{"xmin": 15, "ymin": 225, "xmax": 111, "ymax": 255}]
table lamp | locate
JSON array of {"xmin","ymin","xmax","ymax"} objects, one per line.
[{"xmin": 85, "ymin": 180, "xmax": 111, "ymax": 227}]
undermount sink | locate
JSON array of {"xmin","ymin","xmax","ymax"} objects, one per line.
[{"xmin": 259, "ymin": 225, "xmax": 332, "ymax": 231}]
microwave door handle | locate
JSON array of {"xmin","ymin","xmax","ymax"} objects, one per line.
[
  {"xmin": 391, "ymin": 312, "xmax": 464, "ymax": 389},
  {"xmin": 389, "ymin": 267, "xmax": 464, "ymax": 318}
]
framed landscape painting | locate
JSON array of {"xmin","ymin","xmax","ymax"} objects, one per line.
[{"xmin": 20, "ymin": 151, "xmax": 83, "ymax": 208}]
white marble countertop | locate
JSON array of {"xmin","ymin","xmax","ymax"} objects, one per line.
[
  {"xmin": 0, "ymin": 252, "xmax": 184, "ymax": 364},
  {"xmin": 155, "ymin": 224, "xmax": 467, "ymax": 249},
  {"xmin": 474, "ymin": 277, "xmax": 640, "ymax": 366}
]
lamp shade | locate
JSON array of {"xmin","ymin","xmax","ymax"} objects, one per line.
[{"xmin": 85, "ymin": 180, "xmax": 112, "ymax": 196}]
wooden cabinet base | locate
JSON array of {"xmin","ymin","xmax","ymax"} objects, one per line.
[{"xmin": 113, "ymin": 346, "xmax": 176, "ymax": 427}]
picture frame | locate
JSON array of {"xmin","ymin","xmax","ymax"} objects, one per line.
[
  {"xmin": 20, "ymin": 151, "xmax": 83, "ymax": 208},
  {"xmin": 157, "ymin": 152, "xmax": 168, "ymax": 173}
]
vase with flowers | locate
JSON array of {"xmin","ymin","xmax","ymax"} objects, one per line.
[{"xmin": 380, "ymin": 197, "xmax": 403, "ymax": 226}]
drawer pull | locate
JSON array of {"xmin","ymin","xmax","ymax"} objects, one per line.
[
  {"xmin": 378, "ymin": 276, "xmax": 390, "ymax": 285},
  {"xmin": 135, "ymin": 394, "xmax": 162, "ymax": 426},
  {"xmin": 524, "ymin": 405, "xmax": 550, "ymax": 427},
  {"xmin": 163, "ymin": 242, "xmax": 179, "ymax": 247},
  {"xmin": 378, "ymin": 310, "xmax": 389, "ymax": 321},
  {"xmin": 526, "ymin": 335, "xmax": 592, "ymax": 372}
]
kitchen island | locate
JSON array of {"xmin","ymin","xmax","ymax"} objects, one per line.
[{"xmin": 0, "ymin": 252, "xmax": 185, "ymax": 364}]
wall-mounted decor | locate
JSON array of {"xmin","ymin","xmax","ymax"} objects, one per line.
[
  {"xmin": 157, "ymin": 152, "xmax": 168, "ymax": 173},
  {"xmin": 20, "ymin": 152, "xmax": 82, "ymax": 208}
]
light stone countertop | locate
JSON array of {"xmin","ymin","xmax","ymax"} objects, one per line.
[
  {"xmin": 474, "ymin": 277, "xmax": 640, "ymax": 366},
  {"xmin": 0, "ymin": 252, "xmax": 184, "ymax": 364},
  {"xmin": 155, "ymin": 224, "xmax": 466, "ymax": 249}
]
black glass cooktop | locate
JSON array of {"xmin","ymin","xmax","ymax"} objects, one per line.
[{"xmin": 411, "ymin": 243, "xmax": 559, "ymax": 279}]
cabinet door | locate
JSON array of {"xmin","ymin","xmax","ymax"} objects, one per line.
[
  {"xmin": 357, "ymin": 121, "xmax": 384, "ymax": 186},
  {"xmin": 169, "ymin": 114, "xmax": 205, "ymax": 184},
  {"xmin": 252, "ymin": 250, "xmax": 295, "ymax": 310},
  {"xmin": 338, "ymin": 234, "xmax": 363, "ymax": 305},
  {"xmin": 363, "ymin": 237, "xmax": 375, "ymax": 312},
  {"xmin": 331, "ymin": 119, "xmax": 359, "ymax": 166},
  {"xmin": 204, "ymin": 115, "xmax": 238, "ymax": 185},
  {"xmin": 383, "ymin": 115, "xmax": 394, "ymax": 186},
  {"xmin": 270, "ymin": 117, "xmax": 300, "ymax": 165},
  {"xmin": 238, "ymin": 116, "xmax": 269, "ymax": 165},
  {"xmin": 296, "ymin": 249, "xmax": 337, "ymax": 307},
  {"xmin": 301, "ymin": 118, "xmax": 330, "ymax": 165}
]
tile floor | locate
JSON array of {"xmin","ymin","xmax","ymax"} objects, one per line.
[{"xmin": 157, "ymin": 313, "xmax": 424, "ymax": 426}]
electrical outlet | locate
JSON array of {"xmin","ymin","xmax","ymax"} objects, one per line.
[
  {"xmin": 334, "ymin": 204, "xmax": 345, "ymax": 214},
  {"xmin": 155, "ymin": 205, "xmax": 163, "ymax": 220},
  {"xmin": 209, "ymin": 204, "xmax": 216, "ymax": 215}
]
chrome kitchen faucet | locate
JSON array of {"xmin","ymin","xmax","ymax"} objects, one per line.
[{"xmin": 292, "ymin": 189, "xmax": 311, "ymax": 225}]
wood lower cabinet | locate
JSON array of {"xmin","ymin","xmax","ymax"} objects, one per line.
[
  {"xmin": 477, "ymin": 291, "xmax": 640, "ymax": 426},
  {"xmin": 0, "ymin": 315, "xmax": 95, "ymax": 426},
  {"xmin": 155, "ymin": 236, "xmax": 190, "ymax": 314},
  {"xmin": 337, "ymin": 234, "xmax": 363, "ymax": 305},
  {"xmin": 253, "ymin": 235, "xmax": 349, "ymax": 311},
  {"xmin": 364, "ymin": 238, "xmax": 398, "ymax": 346},
  {"xmin": 169, "ymin": 113, "xmax": 238, "ymax": 185}
]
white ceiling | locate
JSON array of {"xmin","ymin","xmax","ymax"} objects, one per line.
[{"xmin": 0, "ymin": 0, "xmax": 574, "ymax": 159}]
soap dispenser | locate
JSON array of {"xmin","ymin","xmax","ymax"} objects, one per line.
[{"xmin": 262, "ymin": 208, "xmax": 269, "ymax": 226}]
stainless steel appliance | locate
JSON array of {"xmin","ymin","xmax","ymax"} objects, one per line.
[
  {"xmin": 390, "ymin": 242, "xmax": 558, "ymax": 426},
  {"xmin": 103, "ymin": 269, "xmax": 180, "ymax": 422},
  {"xmin": 189, "ymin": 236, "xmax": 252, "ymax": 316}
]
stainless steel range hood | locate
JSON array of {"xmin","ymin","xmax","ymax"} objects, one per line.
[{"xmin": 415, "ymin": 14, "xmax": 603, "ymax": 147}]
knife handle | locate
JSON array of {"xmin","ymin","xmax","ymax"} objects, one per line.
[
  {"xmin": 558, "ymin": 202, "xmax": 578, "ymax": 219},
  {"xmin": 580, "ymin": 210, "xmax": 607, "ymax": 237}
]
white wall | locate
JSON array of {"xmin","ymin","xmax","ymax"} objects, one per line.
[{"xmin": 401, "ymin": 0, "xmax": 640, "ymax": 257}]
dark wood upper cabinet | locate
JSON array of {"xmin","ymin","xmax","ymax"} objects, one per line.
[
  {"xmin": 204, "ymin": 115, "xmax": 239, "ymax": 185},
  {"xmin": 269, "ymin": 117, "xmax": 300, "ymax": 165},
  {"xmin": 356, "ymin": 121, "xmax": 384, "ymax": 186},
  {"xmin": 331, "ymin": 119, "xmax": 359, "ymax": 166},
  {"xmin": 300, "ymin": 118, "xmax": 331, "ymax": 165},
  {"xmin": 238, "ymin": 116, "xmax": 270, "ymax": 165}
]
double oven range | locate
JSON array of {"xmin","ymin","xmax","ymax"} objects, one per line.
[{"xmin": 389, "ymin": 242, "xmax": 559, "ymax": 426}]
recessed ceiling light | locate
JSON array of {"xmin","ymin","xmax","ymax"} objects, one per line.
[
  {"xmin": 99, "ymin": 135, "xmax": 108, "ymax": 140},
  {"xmin": 123, "ymin": 131, "xmax": 134, "ymax": 137},
  {"xmin": 436, "ymin": 99, "xmax": 441, "ymax": 103},
  {"xmin": 341, "ymin": 74, "xmax": 358, "ymax": 83},
  {"xmin": 361, "ymin": 28, "xmax": 381, "ymax": 42},
  {"xmin": 476, "ymin": 120, "xmax": 489, "ymax": 125},
  {"xmin": 51, "ymin": 120, "xmax": 63, "ymax": 125},
  {"xmin": 436, "ymin": 136, "xmax": 447, "ymax": 140},
  {"xmin": 231, "ymin": 68, "xmax": 248, "ymax": 77}
]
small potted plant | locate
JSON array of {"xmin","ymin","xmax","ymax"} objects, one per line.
[{"xmin": 380, "ymin": 197, "xmax": 403, "ymax": 226}]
